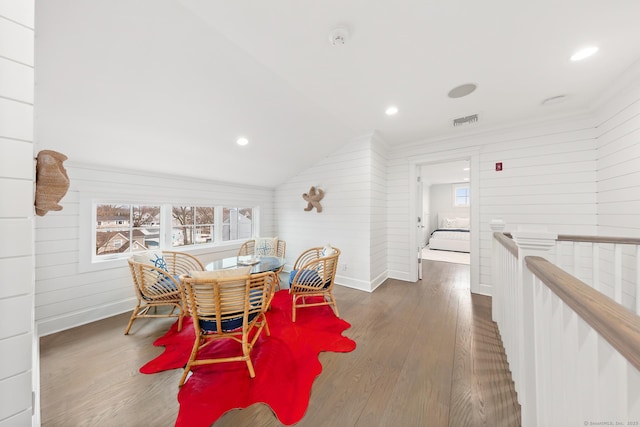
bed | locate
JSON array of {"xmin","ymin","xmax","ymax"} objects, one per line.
[{"xmin": 427, "ymin": 215, "xmax": 470, "ymax": 253}]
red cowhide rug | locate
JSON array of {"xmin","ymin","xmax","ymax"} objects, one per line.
[{"xmin": 140, "ymin": 290, "xmax": 356, "ymax": 426}]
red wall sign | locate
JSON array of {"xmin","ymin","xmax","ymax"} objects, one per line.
[{"xmin": 495, "ymin": 162, "xmax": 503, "ymax": 171}]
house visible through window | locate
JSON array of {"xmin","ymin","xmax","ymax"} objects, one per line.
[
  {"xmin": 454, "ymin": 184, "xmax": 470, "ymax": 207},
  {"xmin": 95, "ymin": 204, "xmax": 160, "ymax": 256},
  {"xmin": 223, "ymin": 207, "xmax": 253, "ymax": 241},
  {"xmin": 93, "ymin": 202, "xmax": 256, "ymax": 261}
]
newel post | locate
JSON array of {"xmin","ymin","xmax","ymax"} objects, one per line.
[{"xmin": 511, "ymin": 229, "xmax": 557, "ymax": 427}]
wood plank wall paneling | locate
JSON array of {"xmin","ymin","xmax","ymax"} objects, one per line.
[
  {"xmin": 34, "ymin": 163, "xmax": 276, "ymax": 336},
  {"xmin": 369, "ymin": 134, "xmax": 388, "ymax": 289},
  {"xmin": 594, "ymin": 80, "xmax": 640, "ymax": 308},
  {"xmin": 275, "ymin": 134, "xmax": 379, "ymax": 291},
  {"xmin": 596, "ymin": 86, "xmax": 640, "ymax": 236},
  {"xmin": 387, "ymin": 117, "xmax": 599, "ymax": 289},
  {"xmin": 0, "ymin": 1, "xmax": 35, "ymax": 425}
]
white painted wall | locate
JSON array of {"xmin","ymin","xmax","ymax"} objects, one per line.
[
  {"xmin": 369, "ymin": 134, "xmax": 388, "ymax": 290},
  {"xmin": 429, "ymin": 183, "xmax": 470, "ymax": 230},
  {"xmin": 0, "ymin": 2, "xmax": 36, "ymax": 425},
  {"xmin": 275, "ymin": 134, "xmax": 386, "ymax": 292},
  {"xmin": 593, "ymin": 67, "xmax": 640, "ymax": 310},
  {"xmin": 33, "ymin": 163, "xmax": 276, "ymax": 336},
  {"xmin": 388, "ymin": 116, "xmax": 599, "ymax": 292},
  {"xmin": 595, "ymin": 71, "xmax": 640, "ymax": 238}
]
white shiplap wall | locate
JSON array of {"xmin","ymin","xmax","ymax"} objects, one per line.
[
  {"xmin": 34, "ymin": 163, "xmax": 275, "ymax": 336},
  {"xmin": 387, "ymin": 116, "xmax": 599, "ymax": 293},
  {"xmin": 275, "ymin": 134, "xmax": 384, "ymax": 292},
  {"xmin": 369, "ymin": 134, "xmax": 388, "ymax": 290},
  {"xmin": 595, "ymin": 77, "xmax": 640, "ymax": 237},
  {"xmin": 593, "ymin": 72, "xmax": 640, "ymax": 310},
  {"xmin": 0, "ymin": 2, "xmax": 36, "ymax": 426}
]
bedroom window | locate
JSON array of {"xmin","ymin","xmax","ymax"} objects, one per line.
[{"xmin": 453, "ymin": 184, "xmax": 470, "ymax": 207}]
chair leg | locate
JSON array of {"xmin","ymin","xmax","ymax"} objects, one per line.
[
  {"xmin": 177, "ymin": 310, "xmax": 183, "ymax": 332},
  {"xmin": 124, "ymin": 305, "xmax": 140, "ymax": 335},
  {"xmin": 292, "ymin": 296, "xmax": 297, "ymax": 322},
  {"xmin": 331, "ymin": 297, "xmax": 340, "ymax": 318},
  {"xmin": 179, "ymin": 336, "xmax": 202, "ymax": 387},
  {"xmin": 245, "ymin": 358, "xmax": 256, "ymax": 378},
  {"xmin": 243, "ymin": 339, "xmax": 256, "ymax": 378}
]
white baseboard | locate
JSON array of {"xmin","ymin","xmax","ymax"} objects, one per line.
[
  {"xmin": 37, "ymin": 298, "xmax": 135, "ymax": 337},
  {"xmin": 335, "ymin": 275, "xmax": 373, "ymax": 292},
  {"xmin": 474, "ymin": 282, "xmax": 493, "ymax": 297},
  {"xmin": 387, "ymin": 269, "xmax": 413, "ymax": 282},
  {"xmin": 370, "ymin": 271, "xmax": 388, "ymax": 291}
]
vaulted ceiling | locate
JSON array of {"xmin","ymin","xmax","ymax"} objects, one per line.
[{"xmin": 35, "ymin": 0, "xmax": 640, "ymax": 187}]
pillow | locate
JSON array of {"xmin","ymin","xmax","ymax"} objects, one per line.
[
  {"xmin": 189, "ymin": 266, "xmax": 252, "ymax": 279},
  {"xmin": 455, "ymin": 217, "xmax": 470, "ymax": 229},
  {"xmin": 289, "ymin": 269, "xmax": 331, "ymax": 289},
  {"xmin": 441, "ymin": 217, "xmax": 457, "ymax": 229},
  {"xmin": 254, "ymin": 237, "xmax": 278, "ymax": 256},
  {"xmin": 321, "ymin": 244, "xmax": 336, "ymax": 257},
  {"xmin": 132, "ymin": 250, "xmax": 168, "ymax": 271}
]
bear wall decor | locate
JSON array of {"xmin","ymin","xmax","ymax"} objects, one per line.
[
  {"xmin": 302, "ymin": 186, "xmax": 324, "ymax": 213},
  {"xmin": 34, "ymin": 150, "xmax": 70, "ymax": 216}
]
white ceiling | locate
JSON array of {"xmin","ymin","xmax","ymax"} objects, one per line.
[{"xmin": 35, "ymin": 0, "xmax": 640, "ymax": 187}]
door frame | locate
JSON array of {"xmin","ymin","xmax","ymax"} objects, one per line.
[{"xmin": 407, "ymin": 148, "xmax": 480, "ymax": 293}]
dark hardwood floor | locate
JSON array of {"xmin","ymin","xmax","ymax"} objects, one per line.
[{"xmin": 39, "ymin": 260, "xmax": 520, "ymax": 426}]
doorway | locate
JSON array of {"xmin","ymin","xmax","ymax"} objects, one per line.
[
  {"xmin": 418, "ymin": 160, "xmax": 472, "ymax": 285},
  {"xmin": 408, "ymin": 150, "xmax": 480, "ymax": 293}
]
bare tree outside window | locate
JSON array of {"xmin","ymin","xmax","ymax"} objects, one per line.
[{"xmin": 172, "ymin": 206, "xmax": 214, "ymax": 247}]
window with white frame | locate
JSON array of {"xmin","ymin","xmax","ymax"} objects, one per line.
[
  {"xmin": 93, "ymin": 202, "xmax": 255, "ymax": 260},
  {"xmin": 171, "ymin": 206, "xmax": 215, "ymax": 247},
  {"xmin": 95, "ymin": 204, "xmax": 161, "ymax": 257},
  {"xmin": 453, "ymin": 184, "xmax": 470, "ymax": 207},
  {"xmin": 222, "ymin": 207, "xmax": 253, "ymax": 241}
]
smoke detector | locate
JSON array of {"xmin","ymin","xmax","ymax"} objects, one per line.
[{"xmin": 329, "ymin": 26, "xmax": 349, "ymax": 46}]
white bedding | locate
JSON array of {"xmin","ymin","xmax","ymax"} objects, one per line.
[{"xmin": 428, "ymin": 215, "xmax": 470, "ymax": 253}]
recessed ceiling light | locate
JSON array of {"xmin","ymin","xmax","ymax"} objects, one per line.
[
  {"xmin": 448, "ymin": 83, "xmax": 477, "ymax": 99},
  {"xmin": 571, "ymin": 46, "xmax": 598, "ymax": 61},
  {"xmin": 236, "ymin": 137, "xmax": 249, "ymax": 146},
  {"xmin": 464, "ymin": 177, "xmax": 469, "ymax": 181},
  {"xmin": 385, "ymin": 105, "xmax": 398, "ymax": 115},
  {"xmin": 463, "ymin": 167, "xmax": 470, "ymax": 171}
]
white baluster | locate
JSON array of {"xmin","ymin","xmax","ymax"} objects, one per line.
[
  {"xmin": 615, "ymin": 244, "xmax": 623, "ymax": 304},
  {"xmin": 561, "ymin": 302, "xmax": 579, "ymax": 425},
  {"xmin": 636, "ymin": 245, "xmax": 640, "ymax": 315},
  {"xmin": 577, "ymin": 316, "xmax": 598, "ymax": 423},
  {"xmin": 592, "ymin": 243, "xmax": 600, "ymax": 292}
]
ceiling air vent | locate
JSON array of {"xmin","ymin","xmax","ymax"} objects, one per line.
[{"xmin": 452, "ymin": 113, "xmax": 479, "ymax": 127}]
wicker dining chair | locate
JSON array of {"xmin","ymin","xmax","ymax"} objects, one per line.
[
  {"xmin": 238, "ymin": 238, "xmax": 286, "ymax": 290},
  {"xmin": 289, "ymin": 246, "xmax": 341, "ymax": 322},
  {"xmin": 178, "ymin": 270, "xmax": 275, "ymax": 386},
  {"xmin": 125, "ymin": 250, "xmax": 204, "ymax": 335}
]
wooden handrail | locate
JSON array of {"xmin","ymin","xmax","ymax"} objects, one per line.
[
  {"xmin": 556, "ymin": 235, "xmax": 640, "ymax": 245},
  {"xmin": 526, "ymin": 255, "xmax": 640, "ymax": 371},
  {"xmin": 493, "ymin": 232, "xmax": 518, "ymax": 257}
]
